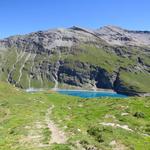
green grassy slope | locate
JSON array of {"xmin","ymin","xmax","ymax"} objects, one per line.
[
  {"xmin": 64, "ymin": 44, "xmax": 150, "ymax": 94},
  {"xmin": 64, "ymin": 45, "xmax": 136, "ymax": 72},
  {"xmin": 0, "ymin": 44, "xmax": 149, "ymax": 94},
  {"xmin": 0, "ymin": 82, "xmax": 150, "ymax": 150},
  {"xmin": 120, "ymin": 71, "xmax": 150, "ymax": 93},
  {"xmin": 0, "ymin": 48, "xmax": 55, "ymax": 89}
]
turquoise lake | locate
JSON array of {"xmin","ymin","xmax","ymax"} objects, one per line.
[{"xmin": 57, "ymin": 90, "xmax": 127, "ymax": 98}]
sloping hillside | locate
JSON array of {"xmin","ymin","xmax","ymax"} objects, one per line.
[
  {"xmin": 0, "ymin": 26, "xmax": 150, "ymax": 95},
  {"xmin": 0, "ymin": 82, "xmax": 150, "ymax": 150}
]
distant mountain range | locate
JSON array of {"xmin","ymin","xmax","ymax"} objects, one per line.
[{"xmin": 0, "ymin": 25, "xmax": 150, "ymax": 96}]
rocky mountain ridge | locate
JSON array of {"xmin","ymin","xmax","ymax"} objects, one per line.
[{"xmin": 0, "ymin": 25, "xmax": 150, "ymax": 96}]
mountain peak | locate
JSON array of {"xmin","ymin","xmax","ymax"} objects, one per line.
[
  {"xmin": 99, "ymin": 25, "xmax": 125, "ymax": 32},
  {"xmin": 95, "ymin": 25, "xmax": 150, "ymax": 46}
]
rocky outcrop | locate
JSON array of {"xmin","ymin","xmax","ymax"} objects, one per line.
[
  {"xmin": 58, "ymin": 62, "xmax": 114, "ymax": 89},
  {"xmin": 113, "ymin": 69, "xmax": 138, "ymax": 96},
  {"xmin": 95, "ymin": 25, "xmax": 150, "ymax": 47}
]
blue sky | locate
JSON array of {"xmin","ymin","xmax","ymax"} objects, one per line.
[{"xmin": 0, "ymin": 0, "xmax": 150, "ymax": 38}]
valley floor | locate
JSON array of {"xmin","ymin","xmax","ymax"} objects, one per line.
[{"xmin": 0, "ymin": 82, "xmax": 150, "ymax": 150}]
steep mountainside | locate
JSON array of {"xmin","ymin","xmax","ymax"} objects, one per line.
[{"xmin": 0, "ymin": 25, "xmax": 150, "ymax": 95}]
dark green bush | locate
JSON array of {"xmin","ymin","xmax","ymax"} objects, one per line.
[
  {"xmin": 133, "ymin": 112, "xmax": 145, "ymax": 118},
  {"xmin": 80, "ymin": 140, "xmax": 89, "ymax": 145},
  {"xmin": 87, "ymin": 126, "xmax": 103, "ymax": 136},
  {"xmin": 87, "ymin": 126, "xmax": 104, "ymax": 143},
  {"xmin": 96, "ymin": 134, "xmax": 104, "ymax": 143}
]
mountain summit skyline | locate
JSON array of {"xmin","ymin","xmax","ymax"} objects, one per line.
[{"xmin": 1, "ymin": 0, "xmax": 150, "ymax": 38}]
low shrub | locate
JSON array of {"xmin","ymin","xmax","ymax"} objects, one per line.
[
  {"xmin": 133, "ymin": 112, "xmax": 145, "ymax": 118},
  {"xmin": 87, "ymin": 126, "xmax": 104, "ymax": 143}
]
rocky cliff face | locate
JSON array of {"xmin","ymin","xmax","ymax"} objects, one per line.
[{"xmin": 0, "ymin": 25, "xmax": 150, "ymax": 95}]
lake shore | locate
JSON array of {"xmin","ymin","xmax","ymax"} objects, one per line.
[{"xmin": 25, "ymin": 87, "xmax": 116, "ymax": 93}]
